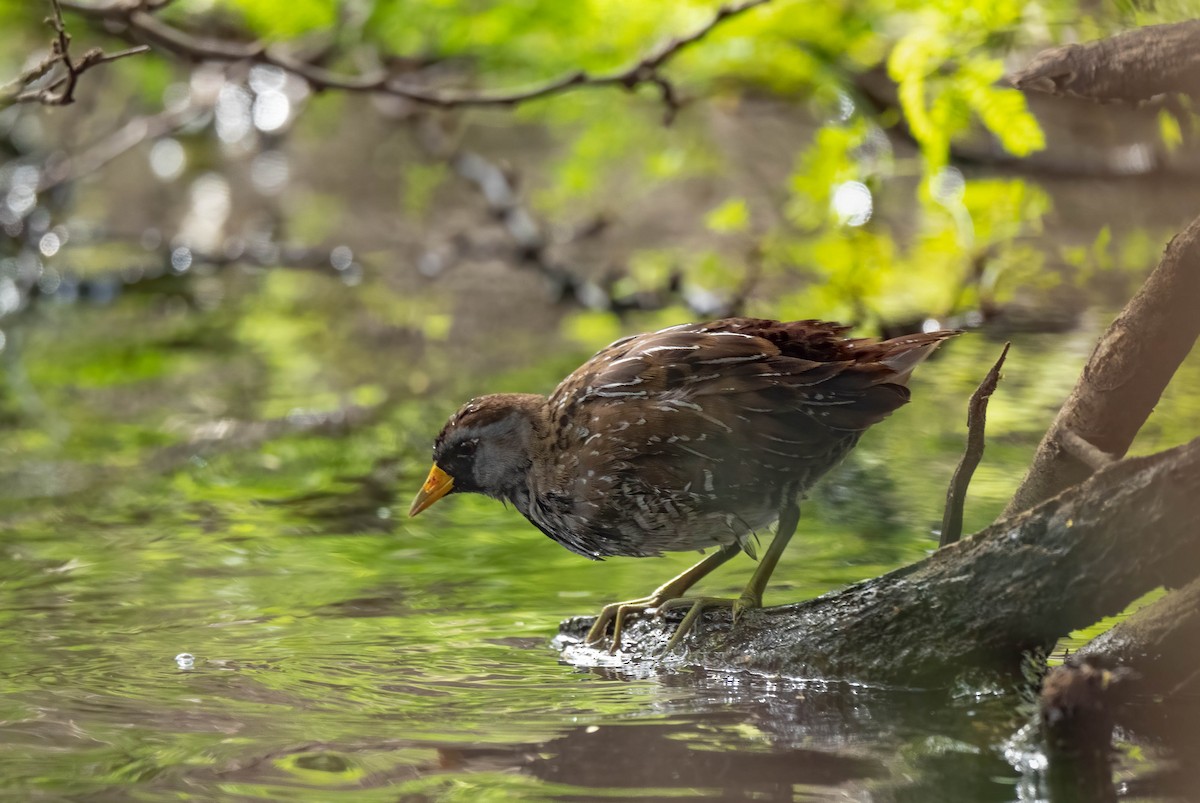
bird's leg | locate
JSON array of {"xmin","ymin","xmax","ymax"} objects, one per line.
[
  {"xmin": 658, "ymin": 501, "xmax": 801, "ymax": 654},
  {"xmin": 585, "ymin": 542, "xmax": 741, "ymax": 652}
]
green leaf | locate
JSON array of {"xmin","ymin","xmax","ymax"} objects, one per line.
[
  {"xmin": 209, "ymin": 0, "xmax": 336, "ymax": 39},
  {"xmin": 1159, "ymin": 108, "xmax": 1184, "ymax": 152},
  {"xmin": 705, "ymin": 197, "xmax": 750, "ymax": 233}
]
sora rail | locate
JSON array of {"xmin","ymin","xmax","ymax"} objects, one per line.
[{"xmin": 410, "ymin": 317, "xmax": 959, "ymax": 652}]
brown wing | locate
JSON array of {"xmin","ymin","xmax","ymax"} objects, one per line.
[{"xmin": 541, "ymin": 318, "xmax": 958, "ymax": 555}]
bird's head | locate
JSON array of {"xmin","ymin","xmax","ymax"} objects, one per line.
[{"xmin": 409, "ymin": 393, "xmax": 542, "ymax": 516}]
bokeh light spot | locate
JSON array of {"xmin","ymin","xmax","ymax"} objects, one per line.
[{"xmin": 832, "ymin": 181, "xmax": 873, "ymax": 227}]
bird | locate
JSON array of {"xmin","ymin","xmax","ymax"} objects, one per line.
[{"xmin": 409, "ymin": 317, "xmax": 959, "ymax": 653}]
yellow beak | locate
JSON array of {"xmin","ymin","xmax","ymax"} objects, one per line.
[{"xmin": 409, "ymin": 464, "xmax": 454, "ymax": 517}]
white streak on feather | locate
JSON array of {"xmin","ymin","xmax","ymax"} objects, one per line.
[
  {"xmin": 594, "ymin": 389, "xmax": 649, "ymax": 398},
  {"xmin": 601, "ymin": 376, "xmax": 645, "ymax": 388},
  {"xmin": 643, "ymin": 344, "xmax": 701, "ymax": 355}
]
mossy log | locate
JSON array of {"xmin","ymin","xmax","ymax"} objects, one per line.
[{"xmin": 558, "ymin": 437, "xmax": 1200, "ymax": 686}]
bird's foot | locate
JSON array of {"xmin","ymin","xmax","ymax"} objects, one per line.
[
  {"xmin": 584, "ymin": 594, "xmax": 673, "ymax": 654},
  {"xmin": 656, "ymin": 592, "xmax": 760, "ymax": 655}
]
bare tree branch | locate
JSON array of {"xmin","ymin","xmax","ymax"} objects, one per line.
[
  {"xmin": 1009, "ymin": 20, "xmax": 1200, "ymax": 104},
  {"xmin": 939, "ymin": 342, "xmax": 1008, "ymax": 547},
  {"xmin": 62, "ymin": 0, "xmax": 773, "ymax": 118},
  {"xmin": 36, "ymin": 103, "xmax": 203, "ymax": 192},
  {"xmin": 1, "ymin": 0, "xmax": 149, "ymax": 108},
  {"xmin": 1001, "ymin": 213, "xmax": 1200, "ymax": 519}
]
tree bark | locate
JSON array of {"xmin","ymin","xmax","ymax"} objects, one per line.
[
  {"xmin": 559, "ymin": 437, "xmax": 1200, "ymax": 685},
  {"xmin": 1077, "ymin": 576, "xmax": 1200, "ymax": 696},
  {"xmin": 1000, "ymin": 213, "xmax": 1200, "ymax": 518},
  {"xmin": 1008, "ymin": 20, "xmax": 1200, "ymax": 104}
]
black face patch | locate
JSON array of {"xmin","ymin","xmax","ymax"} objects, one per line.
[{"xmin": 435, "ymin": 435, "xmax": 481, "ymax": 494}]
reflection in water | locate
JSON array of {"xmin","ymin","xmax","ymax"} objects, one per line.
[{"xmin": 0, "ymin": 272, "xmax": 1197, "ymax": 800}]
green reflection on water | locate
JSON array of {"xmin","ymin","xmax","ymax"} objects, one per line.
[{"xmin": 1, "ymin": 272, "xmax": 1196, "ymax": 800}]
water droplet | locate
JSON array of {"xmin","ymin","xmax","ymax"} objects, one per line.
[
  {"xmin": 175, "ymin": 653, "xmax": 195, "ymax": 669},
  {"xmin": 832, "ymin": 181, "xmax": 873, "ymax": 227},
  {"xmin": 215, "ymin": 84, "xmax": 252, "ymax": 144},
  {"xmin": 330, "ymin": 245, "xmax": 353, "ymax": 271},
  {"xmin": 38, "ymin": 231, "xmax": 61, "ymax": 257},
  {"xmin": 253, "ymin": 90, "xmax": 290, "ymax": 133},
  {"xmin": 0, "ymin": 277, "xmax": 21, "ymax": 315},
  {"xmin": 170, "ymin": 247, "xmax": 193, "ymax": 273},
  {"xmin": 149, "ymin": 138, "xmax": 186, "ymax": 181}
]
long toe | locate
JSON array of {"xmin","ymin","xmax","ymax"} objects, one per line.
[
  {"xmin": 657, "ymin": 596, "xmax": 738, "ymax": 655},
  {"xmin": 585, "ymin": 596, "xmax": 656, "ymax": 650},
  {"xmin": 584, "ymin": 602, "xmax": 623, "ymax": 646}
]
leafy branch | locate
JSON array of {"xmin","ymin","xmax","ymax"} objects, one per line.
[{"xmin": 61, "ymin": 0, "xmax": 773, "ymax": 120}]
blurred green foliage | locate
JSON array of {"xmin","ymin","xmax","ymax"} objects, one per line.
[
  {"xmin": 182, "ymin": 0, "xmax": 1174, "ymax": 321},
  {"xmin": 3, "ymin": 0, "xmax": 1196, "ymax": 322}
]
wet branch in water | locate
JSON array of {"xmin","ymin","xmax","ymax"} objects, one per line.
[{"xmin": 560, "ymin": 437, "xmax": 1200, "ymax": 684}]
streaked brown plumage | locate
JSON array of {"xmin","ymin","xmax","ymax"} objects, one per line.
[{"xmin": 410, "ymin": 317, "xmax": 959, "ymax": 652}]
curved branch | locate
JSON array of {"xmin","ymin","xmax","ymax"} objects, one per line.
[
  {"xmin": 62, "ymin": 0, "xmax": 773, "ymax": 117},
  {"xmin": 1000, "ymin": 213, "xmax": 1200, "ymax": 518}
]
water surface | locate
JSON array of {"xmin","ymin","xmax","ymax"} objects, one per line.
[{"xmin": 1, "ymin": 275, "xmax": 1197, "ymax": 801}]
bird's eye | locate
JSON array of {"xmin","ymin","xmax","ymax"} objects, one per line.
[{"xmin": 460, "ymin": 439, "xmax": 479, "ymax": 456}]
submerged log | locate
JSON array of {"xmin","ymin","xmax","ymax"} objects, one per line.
[{"xmin": 558, "ymin": 437, "xmax": 1200, "ymax": 685}]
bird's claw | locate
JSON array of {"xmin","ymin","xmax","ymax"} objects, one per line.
[
  {"xmin": 656, "ymin": 593, "xmax": 761, "ymax": 655},
  {"xmin": 584, "ymin": 595, "xmax": 663, "ymax": 654}
]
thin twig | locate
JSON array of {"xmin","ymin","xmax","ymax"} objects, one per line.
[
  {"xmin": 36, "ymin": 103, "xmax": 203, "ymax": 192},
  {"xmin": 411, "ymin": 115, "xmax": 754, "ymax": 316},
  {"xmin": 0, "ymin": 0, "xmax": 149, "ymax": 107},
  {"xmin": 63, "ymin": 0, "xmax": 773, "ymax": 116},
  {"xmin": 940, "ymin": 342, "xmax": 1010, "ymax": 548}
]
